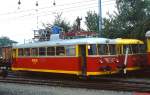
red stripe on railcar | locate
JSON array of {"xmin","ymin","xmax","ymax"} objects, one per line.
[{"xmin": 12, "ymin": 57, "xmax": 81, "ymax": 71}]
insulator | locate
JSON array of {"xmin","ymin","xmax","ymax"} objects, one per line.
[
  {"xmin": 36, "ymin": 1, "xmax": 38, "ymax": 7},
  {"xmin": 18, "ymin": 0, "xmax": 21, "ymax": 9},
  {"xmin": 18, "ymin": 0, "xmax": 21, "ymax": 5},
  {"xmin": 53, "ymin": 0, "xmax": 56, "ymax": 6}
]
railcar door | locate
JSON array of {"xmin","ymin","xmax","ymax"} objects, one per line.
[
  {"xmin": 79, "ymin": 45, "xmax": 87, "ymax": 77},
  {"xmin": 12, "ymin": 49, "xmax": 17, "ymax": 65}
]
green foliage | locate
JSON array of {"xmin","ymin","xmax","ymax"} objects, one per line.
[
  {"xmin": 43, "ymin": 13, "xmax": 71, "ymax": 33},
  {"xmin": 53, "ymin": 13, "xmax": 71, "ymax": 32},
  {"xmin": 85, "ymin": 11, "xmax": 99, "ymax": 32},
  {"xmin": 103, "ymin": 0, "xmax": 150, "ymax": 39},
  {"xmin": 70, "ymin": 21, "xmax": 78, "ymax": 31}
]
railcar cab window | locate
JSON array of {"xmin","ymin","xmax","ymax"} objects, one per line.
[
  {"xmin": 132, "ymin": 44, "xmax": 146, "ymax": 53},
  {"xmin": 123, "ymin": 45, "xmax": 135, "ymax": 54},
  {"xmin": 132, "ymin": 45, "xmax": 140, "ymax": 53},
  {"xmin": 47, "ymin": 47, "xmax": 55, "ymax": 56},
  {"xmin": 56, "ymin": 46, "xmax": 65, "ymax": 56},
  {"xmin": 18, "ymin": 48, "xmax": 24, "ymax": 56},
  {"xmin": 24, "ymin": 48, "xmax": 30, "ymax": 56},
  {"xmin": 88, "ymin": 44, "xmax": 97, "ymax": 55},
  {"xmin": 66, "ymin": 45, "xmax": 76, "ymax": 56},
  {"xmin": 138, "ymin": 44, "xmax": 146, "ymax": 53},
  {"xmin": 31, "ymin": 48, "xmax": 38, "ymax": 56},
  {"xmin": 39, "ymin": 47, "xmax": 46, "ymax": 56},
  {"xmin": 123, "ymin": 45, "xmax": 145, "ymax": 54}
]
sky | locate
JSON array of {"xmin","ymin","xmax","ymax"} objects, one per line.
[{"xmin": 0, "ymin": 0, "xmax": 116, "ymax": 44}]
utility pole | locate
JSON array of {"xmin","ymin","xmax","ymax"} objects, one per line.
[
  {"xmin": 98, "ymin": 0, "xmax": 102, "ymax": 36},
  {"xmin": 36, "ymin": 1, "xmax": 39, "ymax": 29},
  {"xmin": 18, "ymin": 0, "xmax": 21, "ymax": 9}
]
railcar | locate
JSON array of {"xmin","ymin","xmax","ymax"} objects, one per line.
[
  {"xmin": 1, "ymin": 46, "xmax": 12, "ymax": 60},
  {"xmin": 0, "ymin": 46, "xmax": 12, "ymax": 66},
  {"xmin": 0, "ymin": 46, "xmax": 12, "ymax": 77},
  {"xmin": 11, "ymin": 35, "xmax": 146, "ymax": 77},
  {"xmin": 146, "ymin": 30, "xmax": 150, "ymax": 67},
  {"xmin": 114, "ymin": 38, "xmax": 146, "ymax": 73}
]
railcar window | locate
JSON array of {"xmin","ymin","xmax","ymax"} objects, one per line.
[
  {"xmin": 116, "ymin": 45, "xmax": 122, "ymax": 54},
  {"xmin": 88, "ymin": 44, "xmax": 97, "ymax": 55},
  {"xmin": 139, "ymin": 45, "xmax": 146, "ymax": 53},
  {"xmin": 18, "ymin": 48, "xmax": 24, "ymax": 56},
  {"xmin": 123, "ymin": 45, "xmax": 133, "ymax": 54},
  {"xmin": 39, "ymin": 47, "xmax": 46, "ymax": 56},
  {"xmin": 24, "ymin": 48, "xmax": 30, "ymax": 56},
  {"xmin": 109, "ymin": 45, "xmax": 116, "ymax": 55},
  {"xmin": 56, "ymin": 46, "xmax": 65, "ymax": 56},
  {"xmin": 47, "ymin": 47, "xmax": 55, "ymax": 56},
  {"xmin": 98, "ymin": 44, "xmax": 109, "ymax": 55},
  {"xmin": 66, "ymin": 46, "xmax": 76, "ymax": 56},
  {"xmin": 31, "ymin": 48, "xmax": 38, "ymax": 56},
  {"xmin": 132, "ymin": 45, "xmax": 139, "ymax": 53},
  {"xmin": 129, "ymin": 44, "xmax": 145, "ymax": 54}
]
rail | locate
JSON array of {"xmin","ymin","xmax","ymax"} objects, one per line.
[{"xmin": 0, "ymin": 73, "xmax": 150, "ymax": 92}]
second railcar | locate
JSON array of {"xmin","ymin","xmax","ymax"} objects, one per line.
[
  {"xmin": 146, "ymin": 31, "xmax": 150, "ymax": 67},
  {"xmin": 115, "ymin": 38, "xmax": 146, "ymax": 73}
]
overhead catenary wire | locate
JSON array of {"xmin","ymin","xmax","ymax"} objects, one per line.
[
  {"xmin": 18, "ymin": 0, "xmax": 21, "ymax": 9},
  {"xmin": 36, "ymin": 0, "xmax": 39, "ymax": 29},
  {"xmin": 0, "ymin": 0, "xmax": 97, "ymax": 16},
  {"xmin": 7, "ymin": 3, "xmax": 114, "ymax": 19},
  {"xmin": 0, "ymin": 0, "xmax": 115, "ymax": 17},
  {"xmin": 0, "ymin": 0, "xmax": 116, "ymax": 22}
]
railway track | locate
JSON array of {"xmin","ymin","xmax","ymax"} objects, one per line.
[{"xmin": 0, "ymin": 73, "xmax": 150, "ymax": 92}]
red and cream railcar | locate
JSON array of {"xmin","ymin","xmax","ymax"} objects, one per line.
[
  {"xmin": 12, "ymin": 38, "xmax": 120, "ymax": 77},
  {"xmin": 11, "ymin": 37, "xmax": 146, "ymax": 76}
]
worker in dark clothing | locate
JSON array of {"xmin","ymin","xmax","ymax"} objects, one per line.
[{"xmin": 76, "ymin": 16, "xmax": 82, "ymax": 31}]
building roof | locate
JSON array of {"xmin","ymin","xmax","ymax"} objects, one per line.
[{"xmin": 0, "ymin": 37, "xmax": 17, "ymax": 46}]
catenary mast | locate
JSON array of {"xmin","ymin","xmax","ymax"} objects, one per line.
[{"xmin": 98, "ymin": 0, "xmax": 102, "ymax": 36}]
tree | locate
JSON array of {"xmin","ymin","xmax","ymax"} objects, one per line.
[
  {"xmin": 85, "ymin": 11, "xmax": 99, "ymax": 32},
  {"xmin": 43, "ymin": 12, "xmax": 71, "ymax": 33},
  {"xmin": 103, "ymin": 0, "xmax": 150, "ymax": 39},
  {"xmin": 70, "ymin": 21, "xmax": 78, "ymax": 31},
  {"xmin": 53, "ymin": 13, "xmax": 71, "ymax": 32}
]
